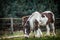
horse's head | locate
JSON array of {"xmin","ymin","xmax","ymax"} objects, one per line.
[{"xmin": 22, "ymin": 16, "xmax": 29, "ymax": 27}]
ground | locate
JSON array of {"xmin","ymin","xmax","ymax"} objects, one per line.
[{"xmin": 0, "ymin": 29, "xmax": 60, "ymax": 40}]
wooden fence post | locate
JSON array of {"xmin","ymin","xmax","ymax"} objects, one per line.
[{"xmin": 11, "ymin": 18, "xmax": 13, "ymax": 34}]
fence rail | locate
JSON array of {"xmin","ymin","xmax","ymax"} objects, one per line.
[
  {"xmin": 0, "ymin": 18, "xmax": 60, "ymax": 34},
  {"xmin": 0, "ymin": 18, "xmax": 22, "ymax": 19},
  {"xmin": 0, "ymin": 18, "xmax": 60, "ymax": 19},
  {"xmin": 0, "ymin": 18, "xmax": 22, "ymax": 34}
]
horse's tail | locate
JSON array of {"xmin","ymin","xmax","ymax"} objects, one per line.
[
  {"xmin": 52, "ymin": 12, "xmax": 55, "ymax": 22},
  {"xmin": 47, "ymin": 11, "xmax": 55, "ymax": 22}
]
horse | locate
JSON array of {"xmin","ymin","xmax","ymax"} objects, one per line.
[
  {"xmin": 22, "ymin": 16, "xmax": 30, "ymax": 34},
  {"xmin": 22, "ymin": 16, "xmax": 39, "ymax": 37},
  {"xmin": 23, "ymin": 11, "xmax": 56, "ymax": 38}
]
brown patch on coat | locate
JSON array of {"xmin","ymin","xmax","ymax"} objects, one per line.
[
  {"xmin": 22, "ymin": 16, "xmax": 29, "ymax": 27},
  {"xmin": 22, "ymin": 16, "xmax": 30, "ymax": 34},
  {"xmin": 41, "ymin": 13, "xmax": 54, "ymax": 24},
  {"xmin": 34, "ymin": 20, "xmax": 38, "ymax": 30}
]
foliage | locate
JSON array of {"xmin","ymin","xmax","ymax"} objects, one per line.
[{"xmin": 0, "ymin": 0, "xmax": 59, "ymax": 18}]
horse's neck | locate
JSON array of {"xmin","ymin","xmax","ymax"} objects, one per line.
[{"xmin": 27, "ymin": 12, "xmax": 41, "ymax": 21}]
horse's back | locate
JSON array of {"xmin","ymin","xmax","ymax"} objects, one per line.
[{"xmin": 42, "ymin": 11, "xmax": 54, "ymax": 24}]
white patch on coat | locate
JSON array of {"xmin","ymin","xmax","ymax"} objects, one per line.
[
  {"xmin": 27, "ymin": 11, "xmax": 42, "ymax": 30},
  {"xmin": 40, "ymin": 15, "xmax": 48, "ymax": 26}
]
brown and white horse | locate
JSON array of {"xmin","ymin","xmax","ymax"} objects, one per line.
[
  {"xmin": 22, "ymin": 16, "xmax": 30, "ymax": 36},
  {"xmin": 23, "ymin": 11, "xmax": 56, "ymax": 38},
  {"xmin": 22, "ymin": 15, "xmax": 39, "ymax": 37}
]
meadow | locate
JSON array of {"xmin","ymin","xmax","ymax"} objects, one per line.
[{"xmin": 0, "ymin": 29, "xmax": 60, "ymax": 40}]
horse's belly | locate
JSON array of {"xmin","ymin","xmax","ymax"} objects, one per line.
[{"xmin": 40, "ymin": 23, "xmax": 46, "ymax": 26}]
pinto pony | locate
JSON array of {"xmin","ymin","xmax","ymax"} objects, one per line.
[
  {"xmin": 23, "ymin": 11, "xmax": 56, "ymax": 38},
  {"xmin": 22, "ymin": 16, "xmax": 29, "ymax": 34}
]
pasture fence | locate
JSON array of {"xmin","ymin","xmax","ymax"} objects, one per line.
[{"xmin": 0, "ymin": 18, "xmax": 60, "ymax": 34}]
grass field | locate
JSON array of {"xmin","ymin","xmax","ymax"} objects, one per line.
[
  {"xmin": 0, "ymin": 36, "xmax": 60, "ymax": 40},
  {"xmin": 0, "ymin": 29, "xmax": 60, "ymax": 40}
]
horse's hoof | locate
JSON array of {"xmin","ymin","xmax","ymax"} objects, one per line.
[
  {"xmin": 35, "ymin": 35, "xmax": 40, "ymax": 38},
  {"xmin": 24, "ymin": 35, "xmax": 29, "ymax": 38},
  {"xmin": 45, "ymin": 34, "xmax": 50, "ymax": 36},
  {"xmin": 25, "ymin": 36, "xmax": 29, "ymax": 38},
  {"xmin": 40, "ymin": 35, "xmax": 43, "ymax": 37},
  {"xmin": 32, "ymin": 35, "xmax": 35, "ymax": 38},
  {"xmin": 51, "ymin": 34, "xmax": 56, "ymax": 36}
]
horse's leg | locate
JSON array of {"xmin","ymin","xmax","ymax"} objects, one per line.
[
  {"xmin": 35, "ymin": 24, "xmax": 43, "ymax": 37},
  {"xmin": 29, "ymin": 20, "xmax": 36, "ymax": 37},
  {"xmin": 24, "ymin": 27, "xmax": 30, "ymax": 38},
  {"xmin": 24, "ymin": 22, "xmax": 30, "ymax": 38},
  {"xmin": 50, "ymin": 23, "xmax": 56, "ymax": 36},
  {"xmin": 46, "ymin": 24, "xmax": 50, "ymax": 36},
  {"xmin": 35, "ymin": 19, "xmax": 43, "ymax": 37},
  {"xmin": 24, "ymin": 28, "xmax": 29, "ymax": 38},
  {"xmin": 35, "ymin": 27, "xmax": 43, "ymax": 37}
]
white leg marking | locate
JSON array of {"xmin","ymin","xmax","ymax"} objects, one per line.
[
  {"xmin": 51, "ymin": 23, "xmax": 56, "ymax": 36},
  {"xmin": 25, "ymin": 28, "xmax": 26, "ymax": 34},
  {"xmin": 36, "ymin": 28, "xmax": 43, "ymax": 37},
  {"xmin": 46, "ymin": 25, "xmax": 50, "ymax": 36},
  {"xmin": 24, "ymin": 34, "xmax": 29, "ymax": 38},
  {"xmin": 24, "ymin": 28, "xmax": 29, "ymax": 38}
]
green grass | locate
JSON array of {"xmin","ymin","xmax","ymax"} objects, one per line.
[
  {"xmin": 0, "ymin": 31, "xmax": 24, "ymax": 37},
  {"xmin": 0, "ymin": 29, "xmax": 60, "ymax": 40},
  {"xmin": 0, "ymin": 36, "xmax": 60, "ymax": 40}
]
